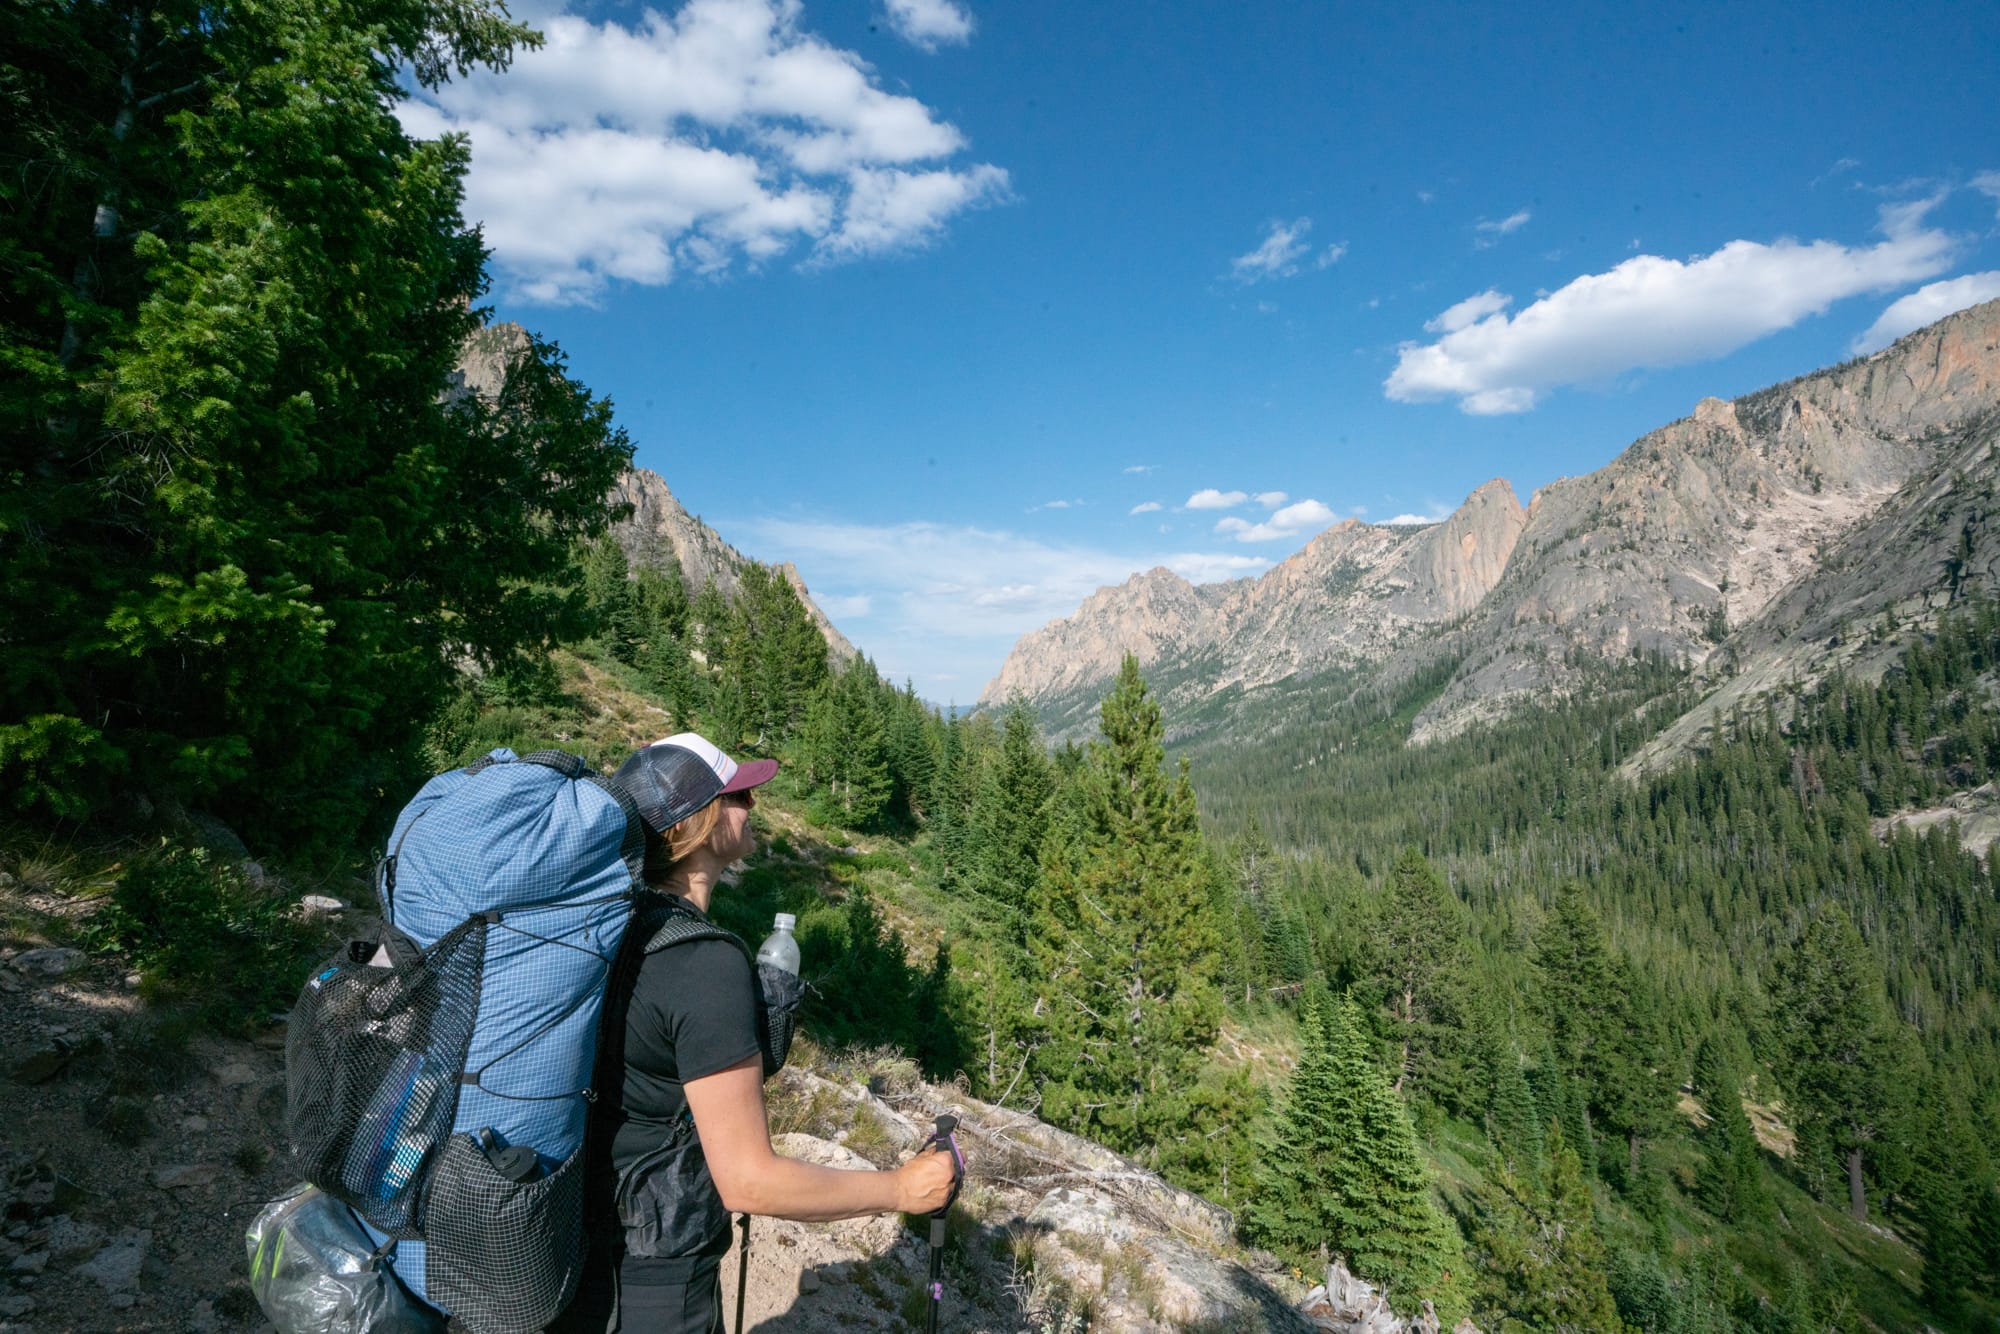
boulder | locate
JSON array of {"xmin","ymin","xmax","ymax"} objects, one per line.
[
  {"xmin": 74, "ymin": 1229, "xmax": 149, "ymax": 1293},
  {"xmin": 9, "ymin": 950, "xmax": 84, "ymax": 979}
]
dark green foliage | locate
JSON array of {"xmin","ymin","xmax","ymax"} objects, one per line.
[
  {"xmin": 798, "ymin": 657, "xmax": 893, "ymax": 829},
  {"xmin": 1030, "ymin": 657, "xmax": 1229, "ymax": 1184},
  {"xmin": 1770, "ymin": 906, "xmax": 1909, "ymax": 1220},
  {"xmin": 1484, "ymin": 1034, "xmax": 1543, "ymax": 1172},
  {"xmin": 965, "ymin": 699, "xmax": 1054, "ymax": 918},
  {"xmin": 1246, "ymin": 990, "xmax": 1465, "ymax": 1311},
  {"xmin": 1470, "ymin": 1120, "xmax": 1626, "ymax": 1334},
  {"xmin": 0, "ymin": 0, "xmax": 628, "ymax": 843},
  {"xmin": 79, "ymin": 843, "xmax": 322, "ymax": 1031},
  {"xmin": 1690, "ymin": 1035, "xmax": 1768, "ymax": 1224},
  {"xmin": 1357, "ymin": 848, "xmax": 1478, "ymax": 1113}
]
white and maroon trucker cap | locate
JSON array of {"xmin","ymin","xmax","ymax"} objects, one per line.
[{"xmin": 612, "ymin": 731, "xmax": 778, "ymax": 834}]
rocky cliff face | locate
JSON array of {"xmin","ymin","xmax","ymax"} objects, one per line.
[
  {"xmin": 1406, "ymin": 297, "xmax": 2000, "ymax": 741},
  {"xmin": 454, "ymin": 325, "xmax": 856, "ymax": 664},
  {"xmin": 985, "ymin": 299, "xmax": 2000, "ymax": 748},
  {"xmin": 978, "ymin": 479, "xmax": 1527, "ymax": 727}
]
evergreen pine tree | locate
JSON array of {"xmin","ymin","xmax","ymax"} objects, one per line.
[
  {"xmin": 966, "ymin": 699, "xmax": 1054, "ymax": 917},
  {"xmin": 1770, "ymin": 906, "xmax": 1907, "ymax": 1221},
  {"xmin": 1689, "ymin": 1034, "xmax": 1768, "ymax": 1223},
  {"xmin": 1471, "ymin": 1120, "xmax": 1626, "ymax": 1334},
  {"xmin": 1247, "ymin": 992, "xmax": 1464, "ymax": 1310},
  {"xmin": 1361, "ymin": 848, "xmax": 1476, "ymax": 1112},
  {"xmin": 0, "ymin": 0, "xmax": 626, "ymax": 834},
  {"xmin": 1484, "ymin": 1032, "xmax": 1543, "ymax": 1173},
  {"xmin": 1030, "ymin": 657, "xmax": 1227, "ymax": 1177}
]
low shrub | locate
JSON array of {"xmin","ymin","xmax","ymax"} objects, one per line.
[{"xmin": 81, "ymin": 842, "xmax": 324, "ymax": 1032}]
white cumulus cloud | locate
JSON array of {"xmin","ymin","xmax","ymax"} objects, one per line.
[
  {"xmin": 1129, "ymin": 501, "xmax": 1163, "ymax": 515},
  {"xmin": 727, "ymin": 514, "xmax": 1269, "ymax": 696},
  {"xmin": 1385, "ymin": 198, "xmax": 1958, "ymax": 413},
  {"xmin": 1185, "ymin": 488, "xmax": 1249, "ymax": 510},
  {"xmin": 1231, "ymin": 218, "xmax": 1312, "ymax": 283},
  {"xmin": 398, "ymin": 0, "xmax": 1010, "ymax": 303},
  {"xmin": 1851, "ymin": 271, "xmax": 2000, "ymax": 354},
  {"xmin": 1215, "ymin": 498, "xmax": 1338, "ymax": 543},
  {"xmin": 1253, "ymin": 491, "xmax": 1288, "ymax": 508},
  {"xmin": 881, "ymin": 0, "xmax": 974, "ymax": 50},
  {"xmin": 1385, "ymin": 512, "xmax": 1447, "ymax": 526}
]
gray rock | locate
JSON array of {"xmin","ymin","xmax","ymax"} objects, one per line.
[
  {"xmin": 9, "ymin": 950, "xmax": 84, "ymax": 979},
  {"xmin": 106, "ymin": 1292, "xmax": 135, "ymax": 1310},
  {"xmin": 0, "ymin": 872, "xmax": 15, "ymax": 890},
  {"xmin": 189, "ymin": 1299, "xmax": 219, "ymax": 1333},
  {"xmin": 40, "ymin": 1218, "xmax": 103, "ymax": 1265},
  {"xmin": 212, "ymin": 1062, "xmax": 260, "ymax": 1087},
  {"xmin": 797, "ymin": 1270, "xmax": 821, "ymax": 1295},
  {"xmin": 180, "ymin": 1116, "xmax": 211, "ymax": 1134},
  {"xmin": 74, "ymin": 1230, "xmax": 149, "ymax": 1292},
  {"xmin": 151, "ymin": 1164, "xmax": 217, "ymax": 1189},
  {"xmin": 0, "ymin": 1295, "xmax": 33, "ymax": 1318},
  {"xmin": 187, "ymin": 813, "xmax": 249, "ymax": 859},
  {"xmin": 299, "ymin": 895, "xmax": 344, "ymax": 916},
  {"xmin": 4, "ymin": 1253, "xmax": 45, "ymax": 1276}
]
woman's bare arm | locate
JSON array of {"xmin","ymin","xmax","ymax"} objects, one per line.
[{"xmin": 683, "ymin": 1056, "xmax": 957, "ymax": 1221}]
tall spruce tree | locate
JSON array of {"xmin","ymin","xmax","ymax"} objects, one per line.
[
  {"xmin": 1360, "ymin": 848, "xmax": 1477, "ymax": 1112},
  {"xmin": 1030, "ymin": 657, "xmax": 1227, "ymax": 1179},
  {"xmin": 1689, "ymin": 1034, "xmax": 1768, "ymax": 1223},
  {"xmin": 1, "ymin": 0, "xmax": 628, "ymax": 837},
  {"xmin": 966, "ymin": 699, "xmax": 1054, "ymax": 919},
  {"xmin": 1247, "ymin": 991, "xmax": 1465, "ymax": 1311},
  {"xmin": 1470, "ymin": 1121, "xmax": 1626, "ymax": 1334},
  {"xmin": 1771, "ymin": 906, "xmax": 1907, "ymax": 1220}
]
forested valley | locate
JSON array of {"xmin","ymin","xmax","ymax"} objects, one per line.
[{"xmin": 6, "ymin": 0, "xmax": 2000, "ymax": 1329}]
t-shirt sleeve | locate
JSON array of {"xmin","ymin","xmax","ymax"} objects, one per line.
[{"xmin": 630, "ymin": 938, "xmax": 762, "ymax": 1084}]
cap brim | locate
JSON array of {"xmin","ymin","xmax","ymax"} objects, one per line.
[{"xmin": 719, "ymin": 758, "xmax": 778, "ymax": 794}]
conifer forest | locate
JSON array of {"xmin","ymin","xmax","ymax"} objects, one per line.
[{"xmin": 6, "ymin": 0, "xmax": 2000, "ymax": 1330}]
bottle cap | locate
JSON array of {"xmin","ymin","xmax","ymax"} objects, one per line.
[{"xmin": 773, "ymin": 912, "xmax": 796, "ymax": 931}]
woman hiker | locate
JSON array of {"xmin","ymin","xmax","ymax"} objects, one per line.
[{"xmin": 552, "ymin": 732, "xmax": 960, "ymax": 1333}]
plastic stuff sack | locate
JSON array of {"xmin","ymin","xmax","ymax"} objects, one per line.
[{"xmin": 245, "ymin": 1184, "xmax": 443, "ymax": 1334}]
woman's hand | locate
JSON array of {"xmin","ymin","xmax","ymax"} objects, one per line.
[{"xmin": 893, "ymin": 1146, "xmax": 961, "ymax": 1215}]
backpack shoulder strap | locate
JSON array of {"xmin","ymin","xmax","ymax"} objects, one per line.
[{"xmin": 634, "ymin": 891, "xmax": 750, "ymax": 959}]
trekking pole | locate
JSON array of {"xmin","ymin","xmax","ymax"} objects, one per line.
[
  {"xmin": 921, "ymin": 1114, "xmax": 965, "ymax": 1334},
  {"xmin": 734, "ymin": 1212, "xmax": 751, "ymax": 1334}
]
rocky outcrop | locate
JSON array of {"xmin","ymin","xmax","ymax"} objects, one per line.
[
  {"xmin": 453, "ymin": 325, "xmax": 857, "ymax": 665},
  {"xmin": 980, "ymin": 482, "xmax": 1527, "ymax": 730},
  {"xmin": 984, "ymin": 299, "xmax": 2000, "ymax": 750},
  {"xmin": 1408, "ymin": 296, "xmax": 2000, "ymax": 742},
  {"xmin": 763, "ymin": 1063, "xmax": 1316, "ymax": 1332}
]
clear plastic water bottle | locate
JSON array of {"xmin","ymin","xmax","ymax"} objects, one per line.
[{"xmin": 754, "ymin": 912, "xmax": 800, "ymax": 975}]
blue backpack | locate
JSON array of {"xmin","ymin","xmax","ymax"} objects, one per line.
[{"xmin": 283, "ymin": 749, "xmax": 647, "ymax": 1333}]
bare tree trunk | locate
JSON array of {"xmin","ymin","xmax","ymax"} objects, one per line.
[{"xmin": 1848, "ymin": 1147, "xmax": 1867, "ymax": 1222}]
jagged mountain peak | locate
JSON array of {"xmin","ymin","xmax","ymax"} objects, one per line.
[
  {"xmin": 986, "ymin": 298, "xmax": 2000, "ymax": 750},
  {"xmin": 451, "ymin": 328, "xmax": 857, "ymax": 665},
  {"xmin": 978, "ymin": 479, "xmax": 1526, "ymax": 723}
]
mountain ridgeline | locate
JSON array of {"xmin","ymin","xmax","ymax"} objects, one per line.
[{"xmin": 986, "ymin": 298, "xmax": 2000, "ymax": 753}]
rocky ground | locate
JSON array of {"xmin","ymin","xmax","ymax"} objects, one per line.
[{"xmin": 0, "ymin": 877, "xmax": 1391, "ymax": 1334}]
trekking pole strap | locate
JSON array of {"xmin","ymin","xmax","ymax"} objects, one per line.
[{"xmin": 919, "ymin": 1113, "xmax": 965, "ymax": 1216}]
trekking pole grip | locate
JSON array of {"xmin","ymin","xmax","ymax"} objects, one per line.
[{"xmin": 929, "ymin": 1113, "xmax": 964, "ymax": 1217}]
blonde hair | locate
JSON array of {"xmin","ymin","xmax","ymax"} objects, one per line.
[{"xmin": 642, "ymin": 800, "xmax": 726, "ymax": 884}]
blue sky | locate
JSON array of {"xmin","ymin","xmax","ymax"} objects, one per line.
[{"xmin": 402, "ymin": 0, "xmax": 2000, "ymax": 701}]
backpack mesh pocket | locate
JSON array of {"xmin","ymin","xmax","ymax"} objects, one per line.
[
  {"xmin": 422, "ymin": 1133, "xmax": 586, "ymax": 1334},
  {"xmin": 286, "ymin": 920, "xmax": 486, "ymax": 1237}
]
